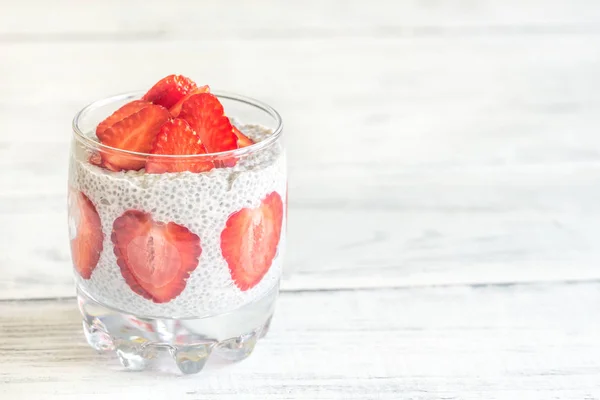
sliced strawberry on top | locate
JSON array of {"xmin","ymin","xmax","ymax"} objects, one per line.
[
  {"xmin": 142, "ymin": 75, "xmax": 198, "ymax": 109},
  {"xmin": 88, "ymin": 151, "xmax": 103, "ymax": 167},
  {"xmin": 233, "ymin": 126, "xmax": 254, "ymax": 148},
  {"xmin": 218, "ymin": 126, "xmax": 253, "ymax": 168},
  {"xmin": 220, "ymin": 192, "xmax": 283, "ymax": 291},
  {"xmin": 112, "ymin": 210, "xmax": 202, "ymax": 303},
  {"xmin": 169, "ymin": 85, "xmax": 210, "ymax": 118},
  {"xmin": 178, "ymin": 93, "xmax": 238, "ymax": 154},
  {"xmin": 146, "ymin": 118, "xmax": 214, "ymax": 174},
  {"xmin": 96, "ymin": 100, "xmax": 150, "ymax": 139},
  {"xmin": 97, "ymin": 104, "xmax": 171, "ymax": 171},
  {"xmin": 68, "ymin": 190, "xmax": 104, "ymax": 280}
]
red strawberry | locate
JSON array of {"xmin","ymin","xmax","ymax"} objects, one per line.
[
  {"xmin": 233, "ymin": 126, "xmax": 254, "ymax": 148},
  {"xmin": 101, "ymin": 158, "xmax": 124, "ymax": 172},
  {"xmin": 69, "ymin": 190, "xmax": 104, "ymax": 279},
  {"xmin": 146, "ymin": 118, "xmax": 214, "ymax": 174},
  {"xmin": 97, "ymin": 104, "xmax": 171, "ymax": 171},
  {"xmin": 169, "ymin": 85, "xmax": 210, "ymax": 117},
  {"xmin": 217, "ymin": 126, "xmax": 253, "ymax": 168},
  {"xmin": 142, "ymin": 75, "xmax": 198, "ymax": 109},
  {"xmin": 89, "ymin": 151, "xmax": 102, "ymax": 167},
  {"xmin": 220, "ymin": 192, "xmax": 283, "ymax": 291},
  {"xmin": 96, "ymin": 100, "xmax": 150, "ymax": 139},
  {"xmin": 112, "ymin": 210, "xmax": 202, "ymax": 303},
  {"xmin": 179, "ymin": 93, "xmax": 238, "ymax": 154}
]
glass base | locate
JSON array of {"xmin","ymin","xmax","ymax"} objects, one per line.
[{"xmin": 77, "ymin": 284, "xmax": 278, "ymax": 375}]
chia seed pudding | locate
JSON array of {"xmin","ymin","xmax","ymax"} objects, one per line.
[
  {"xmin": 69, "ymin": 77, "xmax": 286, "ymax": 374},
  {"xmin": 70, "ymin": 123, "xmax": 286, "ymax": 318}
]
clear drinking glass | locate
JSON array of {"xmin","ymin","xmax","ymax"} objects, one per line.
[{"xmin": 68, "ymin": 91, "xmax": 286, "ymax": 374}]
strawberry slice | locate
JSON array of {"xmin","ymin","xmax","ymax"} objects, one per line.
[
  {"xmin": 218, "ymin": 126, "xmax": 253, "ymax": 168},
  {"xmin": 178, "ymin": 93, "xmax": 238, "ymax": 154},
  {"xmin": 89, "ymin": 151, "xmax": 103, "ymax": 167},
  {"xmin": 96, "ymin": 100, "xmax": 150, "ymax": 139},
  {"xmin": 142, "ymin": 75, "xmax": 198, "ymax": 109},
  {"xmin": 68, "ymin": 190, "xmax": 104, "ymax": 279},
  {"xmin": 169, "ymin": 85, "xmax": 210, "ymax": 118},
  {"xmin": 112, "ymin": 210, "xmax": 202, "ymax": 303},
  {"xmin": 220, "ymin": 192, "xmax": 283, "ymax": 291},
  {"xmin": 97, "ymin": 104, "xmax": 170, "ymax": 171},
  {"xmin": 146, "ymin": 118, "xmax": 214, "ymax": 174},
  {"xmin": 233, "ymin": 126, "xmax": 254, "ymax": 148}
]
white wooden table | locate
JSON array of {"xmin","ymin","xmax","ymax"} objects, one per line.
[{"xmin": 1, "ymin": 1, "xmax": 600, "ymax": 398}]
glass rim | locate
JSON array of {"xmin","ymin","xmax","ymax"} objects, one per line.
[{"xmin": 72, "ymin": 90, "xmax": 283, "ymax": 159}]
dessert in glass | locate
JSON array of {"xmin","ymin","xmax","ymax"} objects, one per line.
[{"xmin": 68, "ymin": 75, "xmax": 286, "ymax": 374}]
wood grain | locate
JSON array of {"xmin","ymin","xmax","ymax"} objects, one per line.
[
  {"xmin": 3, "ymin": 201, "xmax": 600, "ymax": 300},
  {"xmin": 2, "ymin": 0, "xmax": 600, "ymax": 39},
  {"xmin": 1, "ymin": 33, "xmax": 600, "ymax": 298},
  {"xmin": 1, "ymin": 0, "xmax": 600, "ymax": 396},
  {"xmin": 1, "ymin": 282, "xmax": 599, "ymax": 399}
]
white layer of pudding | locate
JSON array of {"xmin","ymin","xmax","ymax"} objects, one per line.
[{"xmin": 69, "ymin": 124, "xmax": 286, "ymax": 318}]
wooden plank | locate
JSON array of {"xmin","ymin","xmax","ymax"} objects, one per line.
[
  {"xmin": 2, "ymin": 164, "xmax": 600, "ymax": 300},
  {"xmin": 1, "ymin": 34, "xmax": 600, "ymax": 298},
  {"xmin": 2, "ymin": 37, "xmax": 599, "ymax": 188},
  {"xmin": 1, "ymin": 0, "xmax": 600, "ymax": 39},
  {"xmin": 1, "ymin": 282, "xmax": 599, "ymax": 399},
  {"xmin": 2, "ymin": 36, "xmax": 600, "ymax": 153}
]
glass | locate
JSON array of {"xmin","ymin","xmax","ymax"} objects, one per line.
[{"xmin": 68, "ymin": 91, "xmax": 286, "ymax": 374}]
